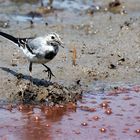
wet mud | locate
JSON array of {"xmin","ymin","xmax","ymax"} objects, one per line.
[{"xmin": 14, "ymin": 81, "xmax": 82, "ymax": 104}]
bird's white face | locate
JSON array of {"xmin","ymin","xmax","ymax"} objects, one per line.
[{"xmin": 46, "ymin": 33, "xmax": 64, "ymax": 48}]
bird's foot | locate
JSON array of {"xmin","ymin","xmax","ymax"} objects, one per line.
[
  {"xmin": 43, "ymin": 68, "xmax": 55, "ymax": 81},
  {"xmin": 47, "ymin": 69, "xmax": 55, "ymax": 81},
  {"xmin": 42, "ymin": 64, "xmax": 55, "ymax": 81}
]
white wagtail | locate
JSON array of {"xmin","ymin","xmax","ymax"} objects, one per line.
[{"xmin": 0, "ymin": 31, "xmax": 64, "ymax": 81}]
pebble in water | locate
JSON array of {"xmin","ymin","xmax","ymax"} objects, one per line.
[
  {"xmin": 135, "ymin": 129, "xmax": 140, "ymax": 134},
  {"xmin": 81, "ymin": 122, "xmax": 88, "ymax": 126},
  {"xmin": 105, "ymin": 108, "xmax": 112, "ymax": 115},
  {"xmin": 92, "ymin": 116, "xmax": 100, "ymax": 121},
  {"xmin": 100, "ymin": 128, "xmax": 106, "ymax": 133}
]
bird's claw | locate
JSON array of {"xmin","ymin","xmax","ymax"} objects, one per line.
[
  {"xmin": 43, "ymin": 67, "xmax": 55, "ymax": 81},
  {"xmin": 47, "ymin": 69, "xmax": 55, "ymax": 81}
]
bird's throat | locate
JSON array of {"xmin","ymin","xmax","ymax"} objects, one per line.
[{"xmin": 44, "ymin": 51, "xmax": 56, "ymax": 59}]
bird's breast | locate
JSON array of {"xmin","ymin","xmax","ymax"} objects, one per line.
[{"xmin": 44, "ymin": 51, "xmax": 57, "ymax": 60}]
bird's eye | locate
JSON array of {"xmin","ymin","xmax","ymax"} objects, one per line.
[{"xmin": 51, "ymin": 36, "xmax": 55, "ymax": 39}]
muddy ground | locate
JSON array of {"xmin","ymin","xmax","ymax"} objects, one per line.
[
  {"xmin": 0, "ymin": 0, "xmax": 140, "ymax": 139},
  {"xmin": 0, "ymin": 0, "xmax": 140, "ymax": 102}
]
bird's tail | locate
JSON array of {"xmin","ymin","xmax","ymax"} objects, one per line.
[{"xmin": 0, "ymin": 31, "xmax": 19, "ymax": 45}]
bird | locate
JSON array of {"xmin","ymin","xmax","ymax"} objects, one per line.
[{"xmin": 0, "ymin": 31, "xmax": 64, "ymax": 81}]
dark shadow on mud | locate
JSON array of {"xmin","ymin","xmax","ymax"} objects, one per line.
[
  {"xmin": 0, "ymin": 67, "xmax": 82, "ymax": 105},
  {"xmin": 0, "ymin": 67, "xmax": 52, "ymax": 87}
]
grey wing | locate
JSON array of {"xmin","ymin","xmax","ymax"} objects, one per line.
[
  {"xmin": 27, "ymin": 37, "xmax": 46, "ymax": 58},
  {"xmin": 27, "ymin": 37, "xmax": 43, "ymax": 51}
]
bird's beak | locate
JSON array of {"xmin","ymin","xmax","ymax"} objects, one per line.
[
  {"xmin": 59, "ymin": 40, "xmax": 64, "ymax": 48},
  {"xmin": 60, "ymin": 42, "xmax": 64, "ymax": 48},
  {"xmin": 55, "ymin": 40, "xmax": 64, "ymax": 48}
]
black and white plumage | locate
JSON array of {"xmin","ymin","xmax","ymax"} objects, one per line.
[{"xmin": 0, "ymin": 31, "xmax": 64, "ymax": 81}]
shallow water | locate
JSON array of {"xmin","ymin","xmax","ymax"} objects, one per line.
[
  {"xmin": 0, "ymin": 84, "xmax": 140, "ymax": 140},
  {"xmin": 0, "ymin": 1, "xmax": 96, "ymax": 23}
]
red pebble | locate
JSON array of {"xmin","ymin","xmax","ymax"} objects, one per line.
[
  {"xmin": 100, "ymin": 101, "xmax": 108, "ymax": 108},
  {"xmin": 46, "ymin": 124, "xmax": 50, "ymax": 127},
  {"xmin": 135, "ymin": 129, "xmax": 140, "ymax": 134},
  {"xmin": 100, "ymin": 128, "xmax": 106, "ymax": 133},
  {"xmin": 34, "ymin": 116, "xmax": 39, "ymax": 121},
  {"xmin": 105, "ymin": 108, "xmax": 112, "ymax": 115},
  {"xmin": 93, "ymin": 116, "xmax": 100, "ymax": 121},
  {"xmin": 81, "ymin": 122, "xmax": 88, "ymax": 126}
]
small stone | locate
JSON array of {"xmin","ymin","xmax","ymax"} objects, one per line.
[
  {"xmin": 34, "ymin": 116, "xmax": 39, "ymax": 121},
  {"xmin": 108, "ymin": 64, "xmax": 116, "ymax": 69},
  {"xmin": 81, "ymin": 122, "xmax": 88, "ymax": 126},
  {"xmin": 100, "ymin": 128, "xmax": 106, "ymax": 133},
  {"xmin": 100, "ymin": 101, "xmax": 108, "ymax": 108},
  {"xmin": 93, "ymin": 116, "xmax": 100, "ymax": 121},
  {"xmin": 135, "ymin": 129, "xmax": 140, "ymax": 134},
  {"xmin": 105, "ymin": 108, "xmax": 112, "ymax": 115}
]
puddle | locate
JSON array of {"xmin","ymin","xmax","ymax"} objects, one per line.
[
  {"xmin": 10, "ymin": 14, "xmax": 43, "ymax": 23},
  {"xmin": 51, "ymin": 0, "xmax": 99, "ymax": 11},
  {"xmin": 0, "ymin": 0, "xmax": 100, "ymax": 23},
  {"xmin": 0, "ymin": 84, "xmax": 140, "ymax": 140},
  {"xmin": 0, "ymin": 0, "xmax": 139, "ymax": 24}
]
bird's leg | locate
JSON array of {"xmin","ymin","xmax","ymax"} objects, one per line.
[
  {"xmin": 29, "ymin": 62, "xmax": 33, "ymax": 83},
  {"xmin": 42, "ymin": 64, "xmax": 55, "ymax": 81}
]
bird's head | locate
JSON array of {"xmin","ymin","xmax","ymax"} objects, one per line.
[{"xmin": 46, "ymin": 33, "xmax": 64, "ymax": 48}]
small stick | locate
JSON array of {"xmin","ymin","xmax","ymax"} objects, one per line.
[{"xmin": 72, "ymin": 47, "xmax": 77, "ymax": 66}]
